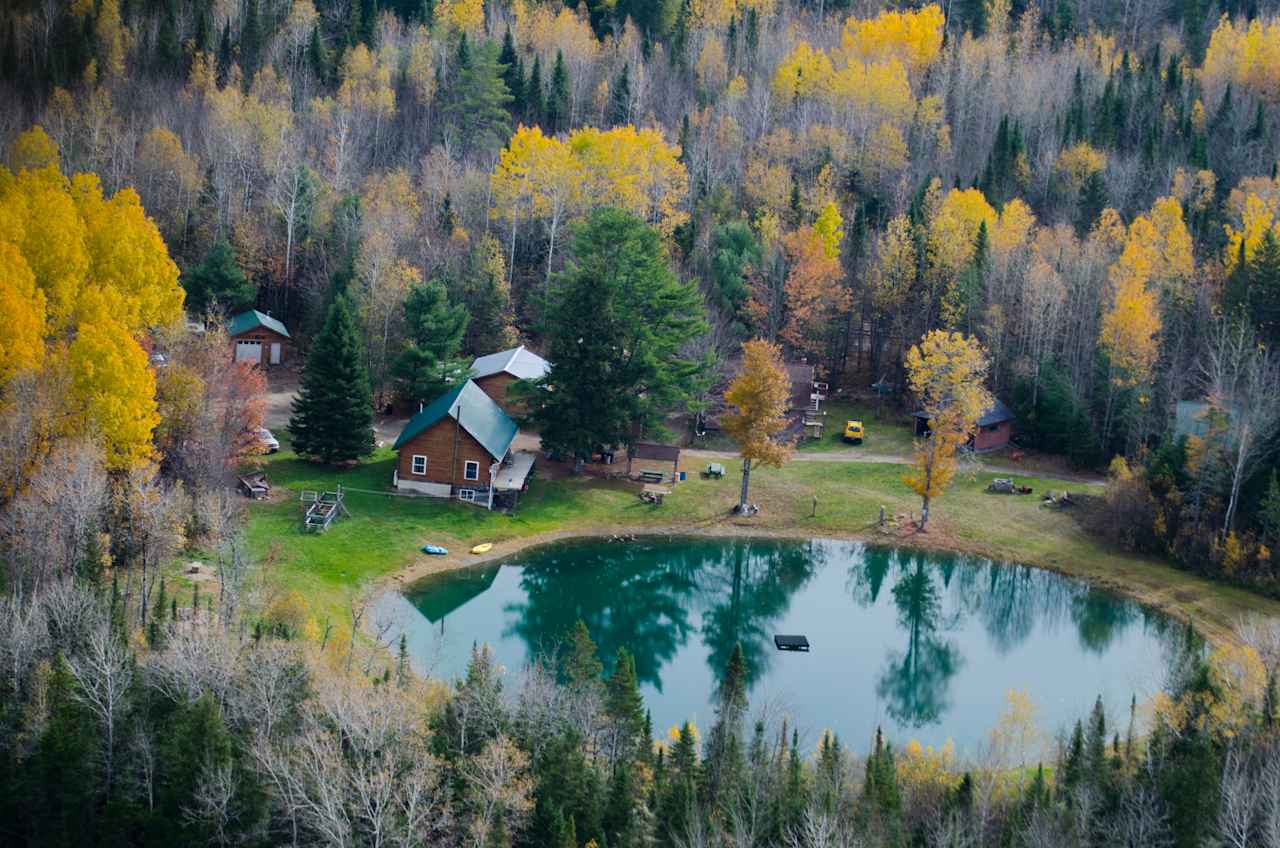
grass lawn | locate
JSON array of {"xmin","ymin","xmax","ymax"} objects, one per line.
[{"xmin": 797, "ymin": 398, "xmax": 917, "ymax": 456}]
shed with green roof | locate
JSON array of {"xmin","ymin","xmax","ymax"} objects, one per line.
[{"xmin": 228, "ymin": 309, "xmax": 291, "ymax": 366}]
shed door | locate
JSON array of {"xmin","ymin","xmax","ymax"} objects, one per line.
[
  {"xmin": 235, "ymin": 340, "xmax": 262, "ymax": 363},
  {"xmin": 269, "ymin": 342, "xmax": 281, "ymax": 364}
]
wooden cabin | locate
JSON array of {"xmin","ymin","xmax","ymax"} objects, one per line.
[
  {"xmin": 393, "ymin": 380, "xmax": 535, "ymax": 508},
  {"xmin": 912, "ymin": 399, "xmax": 1014, "ymax": 452},
  {"xmin": 228, "ymin": 310, "xmax": 291, "ymax": 366},
  {"xmin": 468, "ymin": 345, "xmax": 551, "ymax": 415}
]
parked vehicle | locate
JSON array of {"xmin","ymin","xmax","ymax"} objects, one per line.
[
  {"xmin": 256, "ymin": 427, "xmax": 280, "ymax": 454},
  {"xmin": 842, "ymin": 420, "xmax": 864, "ymax": 444}
]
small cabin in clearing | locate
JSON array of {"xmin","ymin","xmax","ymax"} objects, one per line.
[
  {"xmin": 393, "ymin": 380, "xmax": 535, "ymax": 509},
  {"xmin": 913, "ymin": 399, "xmax": 1015, "ymax": 452},
  {"xmin": 229, "ymin": 310, "xmax": 290, "ymax": 366},
  {"xmin": 469, "ymin": 345, "xmax": 551, "ymax": 415}
]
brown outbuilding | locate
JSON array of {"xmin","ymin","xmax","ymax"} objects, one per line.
[{"xmin": 228, "ymin": 310, "xmax": 290, "ymax": 366}]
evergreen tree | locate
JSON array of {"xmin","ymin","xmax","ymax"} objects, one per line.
[
  {"xmin": 148, "ymin": 577, "xmax": 168, "ymax": 649},
  {"xmin": 1249, "ymin": 229, "xmax": 1280, "ymax": 347},
  {"xmin": 216, "ymin": 20, "xmax": 234, "ymax": 85},
  {"xmin": 1076, "ymin": 169, "xmax": 1108, "ymax": 236},
  {"xmin": 29, "ymin": 654, "xmax": 98, "ymax": 844},
  {"xmin": 702, "ymin": 642, "xmax": 748, "ymax": 808},
  {"xmin": 525, "ymin": 54, "xmax": 545, "ymax": 125},
  {"xmin": 445, "ymin": 35, "xmax": 514, "ymax": 156},
  {"xmin": 194, "ymin": 8, "xmax": 212, "ymax": 55},
  {"xmin": 608, "ymin": 62, "xmax": 631, "ymax": 126},
  {"xmin": 391, "ymin": 275, "xmax": 469, "ymax": 406},
  {"xmin": 526, "ymin": 209, "xmax": 708, "ymax": 467},
  {"xmin": 183, "ymin": 239, "xmax": 256, "ymax": 315},
  {"xmin": 289, "ymin": 294, "xmax": 376, "ymax": 462},
  {"xmin": 461, "ymin": 243, "xmax": 517, "ymax": 356},
  {"xmin": 154, "ymin": 1, "xmax": 181, "ymax": 74},
  {"xmin": 498, "ymin": 28, "xmax": 524, "ymax": 114},
  {"xmin": 563, "ymin": 619, "xmax": 603, "ymax": 689},
  {"xmin": 308, "ymin": 25, "xmax": 331, "ymax": 83},
  {"xmin": 546, "ymin": 50, "xmax": 570, "ymax": 133},
  {"xmin": 240, "ymin": 0, "xmax": 263, "ymax": 79},
  {"xmin": 605, "ymin": 648, "xmax": 646, "ymax": 761}
]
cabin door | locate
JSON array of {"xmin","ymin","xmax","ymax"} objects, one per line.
[{"xmin": 269, "ymin": 342, "xmax": 281, "ymax": 364}]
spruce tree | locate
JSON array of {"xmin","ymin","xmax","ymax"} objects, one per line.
[
  {"xmin": 240, "ymin": 0, "xmax": 263, "ymax": 79},
  {"xmin": 1076, "ymin": 169, "xmax": 1108, "ymax": 236},
  {"xmin": 546, "ymin": 49, "xmax": 570, "ymax": 133},
  {"xmin": 1249, "ymin": 229, "xmax": 1280, "ymax": 347},
  {"xmin": 526, "ymin": 54, "xmax": 545, "ymax": 125},
  {"xmin": 308, "ymin": 25, "xmax": 330, "ymax": 83},
  {"xmin": 148, "ymin": 577, "xmax": 168, "ymax": 649},
  {"xmin": 609, "ymin": 62, "xmax": 631, "ymax": 126},
  {"xmin": 563, "ymin": 619, "xmax": 603, "ymax": 689},
  {"xmin": 183, "ymin": 239, "xmax": 255, "ymax": 314},
  {"xmin": 289, "ymin": 294, "xmax": 376, "ymax": 463},
  {"xmin": 391, "ymin": 275, "xmax": 469, "ymax": 406},
  {"xmin": 605, "ymin": 648, "xmax": 646, "ymax": 759},
  {"xmin": 216, "ymin": 20, "xmax": 234, "ymax": 85},
  {"xmin": 498, "ymin": 28, "xmax": 524, "ymax": 114},
  {"xmin": 445, "ymin": 35, "xmax": 514, "ymax": 156}
]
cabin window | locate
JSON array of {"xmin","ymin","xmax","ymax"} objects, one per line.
[
  {"xmin": 463, "ymin": 460, "xmax": 481, "ymax": 481},
  {"xmin": 411, "ymin": 455, "xmax": 427, "ymax": 475},
  {"xmin": 457, "ymin": 489, "xmax": 476, "ymax": 502}
]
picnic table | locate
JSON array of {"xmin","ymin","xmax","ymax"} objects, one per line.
[
  {"xmin": 704, "ymin": 462, "xmax": 725, "ymax": 479},
  {"xmin": 638, "ymin": 470, "xmax": 665, "ymax": 484},
  {"xmin": 640, "ymin": 483, "xmax": 672, "ymax": 505}
]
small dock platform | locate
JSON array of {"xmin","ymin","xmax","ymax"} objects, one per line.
[{"xmin": 774, "ymin": 634, "xmax": 810, "ymax": 652}]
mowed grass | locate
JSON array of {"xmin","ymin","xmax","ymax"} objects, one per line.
[
  {"xmin": 244, "ymin": 443, "xmax": 1280, "ymax": 644},
  {"xmin": 797, "ymin": 399, "xmax": 918, "ymax": 455}
]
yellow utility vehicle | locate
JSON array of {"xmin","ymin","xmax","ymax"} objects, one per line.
[{"xmin": 842, "ymin": 420, "xmax": 865, "ymax": 444}]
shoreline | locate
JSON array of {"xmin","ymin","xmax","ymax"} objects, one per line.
[{"xmin": 371, "ymin": 515, "xmax": 1269, "ymax": 647}]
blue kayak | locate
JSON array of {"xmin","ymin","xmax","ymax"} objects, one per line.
[{"xmin": 421, "ymin": 544, "xmax": 449, "ymax": 555}]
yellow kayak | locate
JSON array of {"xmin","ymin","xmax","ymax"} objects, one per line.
[{"xmin": 470, "ymin": 543, "xmax": 493, "ymax": 554}]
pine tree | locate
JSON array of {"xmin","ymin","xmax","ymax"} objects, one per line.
[
  {"xmin": 606, "ymin": 648, "xmax": 646, "ymax": 761},
  {"xmin": 702, "ymin": 642, "xmax": 748, "ymax": 807},
  {"xmin": 216, "ymin": 20, "xmax": 234, "ymax": 85},
  {"xmin": 391, "ymin": 276, "xmax": 469, "ymax": 406},
  {"xmin": 308, "ymin": 25, "xmax": 331, "ymax": 83},
  {"xmin": 546, "ymin": 49, "xmax": 570, "ymax": 133},
  {"xmin": 396, "ymin": 633, "xmax": 410, "ymax": 688},
  {"xmin": 240, "ymin": 0, "xmax": 263, "ymax": 79},
  {"xmin": 526, "ymin": 54, "xmax": 545, "ymax": 125},
  {"xmin": 289, "ymin": 294, "xmax": 376, "ymax": 463},
  {"xmin": 1249, "ymin": 229, "xmax": 1280, "ymax": 348},
  {"xmin": 1076, "ymin": 169, "xmax": 1108, "ymax": 236},
  {"xmin": 563, "ymin": 619, "xmax": 603, "ymax": 688},
  {"xmin": 183, "ymin": 239, "xmax": 256, "ymax": 314},
  {"xmin": 609, "ymin": 63, "xmax": 631, "ymax": 126},
  {"xmin": 445, "ymin": 35, "xmax": 514, "ymax": 156},
  {"xmin": 154, "ymin": 1, "xmax": 181, "ymax": 74},
  {"xmin": 148, "ymin": 577, "xmax": 168, "ymax": 649},
  {"xmin": 498, "ymin": 28, "xmax": 524, "ymax": 114}
]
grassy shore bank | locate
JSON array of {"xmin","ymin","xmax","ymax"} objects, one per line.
[{"xmin": 239, "ymin": 444, "xmax": 1280, "ymax": 646}]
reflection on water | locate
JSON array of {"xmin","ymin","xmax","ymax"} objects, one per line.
[{"xmin": 380, "ymin": 538, "xmax": 1174, "ymax": 752}]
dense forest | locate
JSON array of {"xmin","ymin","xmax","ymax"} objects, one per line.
[{"xmin": 7, "ymin": 0, "xmax": 1280, "ymax": 844}]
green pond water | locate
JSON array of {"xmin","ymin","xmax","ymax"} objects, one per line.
[{"xmin": 379, "ymin": 537, "xmax": 1177, "ymax": 752}]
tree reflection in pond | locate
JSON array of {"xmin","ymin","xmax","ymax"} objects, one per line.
[
  {"xmin": 873, "ymin": 552, "xmax": 963, "ymax": 727},
  {"xmin": 390, "ymin": 537, "xmax": 1173, "ymax": 753}
]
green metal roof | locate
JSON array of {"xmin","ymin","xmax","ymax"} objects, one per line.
[
  {"xmin": 393, "ymin": 380, "xmax": 518, "ymax": 460},
  {"xmin": 228, "ymin": 309, "xmax": 290, "ymax": 339}
]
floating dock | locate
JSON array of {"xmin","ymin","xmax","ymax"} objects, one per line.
[{"xmin": 774, "ymin": 634, "xmax": 810, "ymax": 652}]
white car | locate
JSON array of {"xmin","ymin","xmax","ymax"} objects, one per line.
[{"xmin": 256, "ymin": 427, "xmax": 280, "ymax": 454}]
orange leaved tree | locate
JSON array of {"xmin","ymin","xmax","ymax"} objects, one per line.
[{"xmin": 722, "ymin": 339, "xmax": 795, "ymax": 513}]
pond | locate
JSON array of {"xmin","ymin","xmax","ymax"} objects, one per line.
[{"xmin": 377, "ymin": 537, "xmax": 1178, "ymax": 753}]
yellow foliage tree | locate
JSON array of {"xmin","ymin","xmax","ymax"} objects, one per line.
[
  {"xmin": 1055, "ymin": 142, "xmax": 1107, "ymax": 191},
  {"xmin": 814, "ymin": 201, "xmax": 845, "ymax": 259},
  {"xmin": 67, "ymin": 310, "xmax": 160, "ymax": 470},
  {"xmin": 1202, "ymin": 14, "xmax": 1280, "ymax": 102},
  {"xmin": 6, "ymin": 125, "xmax": 60, "ymax": 172},
  {"xmin": 0, "ymin": 242, "xmax": 46, "ymax": 384},
  {"xmin": 721, "ymin": 339, "xmax": 794, "ymax": 512},
  {"xmin": 902, "ymin": 330, "xmax": 993, "ymax": 528},
  {"xmin": 928, "ymin": 187, "xmax": 997, "ymax": 278},
  {"xmin": 839, "ymin": 4, "xmax": 945, "ymax": 73}
]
